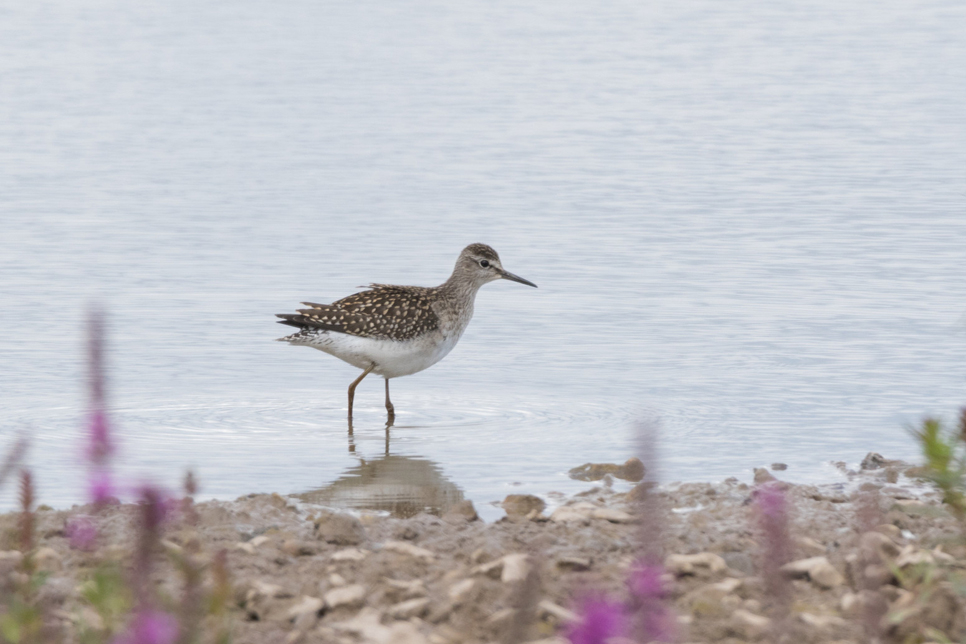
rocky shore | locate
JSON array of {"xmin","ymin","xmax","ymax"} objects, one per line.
[{"xmin": 1, "ymin": 454, "xmax": 963, "ymax": 644}]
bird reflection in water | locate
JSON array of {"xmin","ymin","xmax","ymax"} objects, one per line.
[{"xmin": 299, "ymin": 423, "xmax": 464, "ymax": 518}]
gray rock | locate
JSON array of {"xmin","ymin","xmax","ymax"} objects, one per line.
[
  {"xmin": 568, "ymin": 457, "xmax": 646, "ymax": 482},
  {"xmin": 387, "ymin": 597, "xmax": 430, "ymax": 620},
  {"xmin": 315, "ymin": 511, "xmax": 366, "ymax": 545},
  {"xmin": 721, "ymin": 551, "xmax": 755, "ymax": 575},
  {"xmin": 861, "ymin": 452, "xmax": 887, "ymax": 470},
  {"xmin": 780, "ymin": 556, "xmax": 845, "ymax": 589},
  {"xmin": 324, "ymin": 584, "xmax": 366, "ymax": 610},
  {"xmin": 443, "ymin": 500, "xmax": 478, "ymax": 524},
  {"xmin": 730, "ymin": 609, "xmax": 770, "ymax": 639},
  {"xmin": 753, "ymin": 468, "xmax": 777, "ymax": 484},
  {"xmin": 281, "ymin": 540, "xmax": 320, "ymax": 556},
  {"xmin": 502, "ymin": 494, "xmax": 546, "ymax": 517},
  {"xmin": 556, "ymin": 556, "xmax": 591, "ymax": 571}
]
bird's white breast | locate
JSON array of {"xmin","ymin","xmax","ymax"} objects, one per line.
[{"xmin": 298, "ymin": 329, "xmax": 463, "ymax": 379}]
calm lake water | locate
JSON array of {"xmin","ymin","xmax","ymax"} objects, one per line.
[{"xmin": 2, "ymin": 0, "xmax": 965, "ymax": 518}]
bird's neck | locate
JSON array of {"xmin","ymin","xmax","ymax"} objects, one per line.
[
  {"xmin": 437, "ymin": 274, "xmax": 484, "ymax": 331},
  {"xmin": 439, "ymin": 271, "xmax": 484, "ymax": 302}
]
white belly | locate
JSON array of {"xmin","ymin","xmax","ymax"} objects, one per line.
[{"xmin": 292, "ymin": 330, "xmax": 461, "ymax": 379}]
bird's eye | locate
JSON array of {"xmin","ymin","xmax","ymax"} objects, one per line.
[{"xmin": 479, "ymin": 259, "xmax": 490, "ymax": 268}]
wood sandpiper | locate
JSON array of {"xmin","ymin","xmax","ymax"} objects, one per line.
[{"xmin": 276, "ymin": 243, "xmax": 537, "ymax": 423}]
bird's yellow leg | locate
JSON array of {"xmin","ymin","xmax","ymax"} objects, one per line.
[
  {"xmin": 347, "ymin": 364, "xmax": 375, "ymax": 421},
  {"xmin": 384, "ymin": 378, "xmax": 395, "ymax": 424}
]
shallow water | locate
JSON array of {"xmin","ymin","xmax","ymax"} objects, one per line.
[{"xmin": 1, "ymin": 0, "xmax": 965, "ymax": 518}]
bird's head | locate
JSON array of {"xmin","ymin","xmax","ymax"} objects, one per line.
[{"xmin": 455, "ymin": 243, "xmax": 537, "ymax": 289}]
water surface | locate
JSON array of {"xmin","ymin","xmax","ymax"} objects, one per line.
[{"xmin": 1, "ymin": 0, "xmax": 965, "ymax": 518}]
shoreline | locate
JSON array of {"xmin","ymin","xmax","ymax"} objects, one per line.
[{"xmin": 1, "ymin": 454, "xmax": 962, "ymax": 643}]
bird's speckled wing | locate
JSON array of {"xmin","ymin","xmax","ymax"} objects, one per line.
[{"xmin": 276, "ymin": 284, "xmax": 440, "ymax": 341}]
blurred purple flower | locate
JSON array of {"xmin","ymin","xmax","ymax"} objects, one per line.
[
  {"xmin": 754, "ymin": 482, "xmax": 792, "ymax": 623},
  {"xmin": 756, "ymin": 482, "xmax": 787, "ymax": 521},
  {"xmin": 85, "ymin": 310, "xmax": 118, "ymax": 507},
  {"xmin": 630, "ymin": 562, "xmax": 666, "ymax": 599},
  {"xmin": 86, "ymin": 409, "xmax": 114, "ymax": 464},
  {"xmin": 639, "ymin": 604, "xmax": 678, "ymax": 643},
  {"xmin": 66, "ymin": 515, "xmax": 97, "ymax": 551},
  {"xmin": 567, "ymin": 598, "xmax": 626, "ymax": 644},
  {"xmin": 628, "ymin": 561, "xmax": 677, "ymax": 641},
  {"xmin": 89, "ymin": 471, "xmax": 116, "ymax": 505},
  {"xmin": 135, "ymin": 485, "xmax": 170, "ymax": 531},
  {"xmin": 111, "ymin": 608, "xmax": 178, "ymax": 644}
]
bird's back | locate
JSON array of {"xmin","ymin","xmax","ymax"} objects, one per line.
[{"xmin": 277, "ymin": 284, "xmax": 442, "ymax": 342}]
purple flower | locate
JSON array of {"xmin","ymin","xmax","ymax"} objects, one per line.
[
  {"xmin": 567, "ymin": 598, "xmax": 626, "ymax": 644},
  {"xmin": 66, "ymin": 515, "xmax": 97, "ymax": 551},
  {"xmin": 754, "ymin": 482, "xmax": 792, "ymax": 622},
  {"xmin": 626, "ymin": 561, "xmax": 677, "ymax": 642},
  {"xmin": 86, "ymin": 409, "xmax": 114, "ymax": 464},
  {"xmin": 111, "ymin": 609, "xmax": 178, "ymax": 644},
  {"xmin": 135, "ymin": 485, "xmax": 170, "ymax": 531},
  {"xmin": 756, "ymin": 482, "xmax": 787, "ymax": 520},
  {"xmin": 630, "ymin": 562, "xmax": 666, "ymax": 599},
  {"xmin": 89, "ymin": 471, "xmax": 116, "ymax": 505},
  {"xmin": 639, "ymin": 604, "xmax": 678, "ymax": 643}
]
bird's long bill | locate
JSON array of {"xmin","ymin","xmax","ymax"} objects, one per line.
[{"xmin": 500, "ymin": 269, "xmax": 538, "ymax": 288}]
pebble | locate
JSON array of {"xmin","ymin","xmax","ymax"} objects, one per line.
[
  {"xmin": 76, "ymin": 607, "xmax": 104, "ymax": 631},
  {"xmin": 328, "ymin": 573, "xmax": 346, "ymax": 587},
  {"xmin": 895, "ymin": 545, "xmax": 934, "ymax": 568},
  {"xmin": 315, "ymin": 511, "xmax": 367, "ymax": 546},
  {"xmin": 590, "ymin": 508, "xmax": 634, "ymax": 523},
  {"xmin": 250, "ymin": 580, "xmax": 292, "ymax": 599},
  {"xmin": 0, "ymin": 551, "xmax": 23, "ymax": 565},
  {"xmin": 160, "ymin": 539, "xmax": 182, "ymax": 555},
  {"xmin": 442, "ymin": 500, "xmax": 478, "ymax": 524},
  {"xmin": 881, "ymin": 486, "xmax": 916, "ymax": 500},
  {"xmin": 860, "ymin": 531, "xmax": 900, "ymax": 560},
  {"xmin": 447, "ymin": 578, "xmax": 475, "ymax": 603},
  {"xmin": 471, "ymin": 558, "xmax": 504, "ymax": 578},
  {"xmin": 932, "ymin": 546, "xmax": 955, "ymax": 563},
  {"xmin": 384, "ymin": 578, "xmax": 427, "ymax": 597},
  {"xmin": 780, "ymin": 556, "xmax": 845, "ymax": 589},
  {"xmin": 383, "ymin": 540, "xmax": 435, "ymax": 562},
  {"xmin": 549, "ymin": 506, "xmax": 590, "ymax": 524},
  {"xmin": 331, "ymin": 548, "xmax": 369, "ymax": 562},
  {"xmin": 874, "ymin": 523, "xmax": 901, "ymax": 538},
  {"xmin": 387, "ymin": 597, "xmax": 430, "ymax": 620},
  {"xmin": 34, "ymin": 546, "xmax": 62, "ymax": 572},
  {"xmin": 537, "ymin": 599, "xmax": 577, "ymax": 623},
  {"xmin": 861, "ymin": 452, "xmax": 888, "ymax": 470},
  {"xmin": 798, "ymin": 612, "xmax": 847, "ymax": 630},
  {"xmin": 753, "ymin": 468, "xmax": 777, "ymax": 484},
  {"xmin": 730, "ymin": 609, "xmax": 771, "ymax": 639},
  {"xmin": 502, "ymin": 494, "xmax": 546, "ymax": 517},
  {"xmin": 681, "ymin": 578, "xmax": 742, "ymax": 612},
  {"xmin": 567, "ymin": 457, "xmax": 645, "ymax": 482},
  {"xmin": 281, "ymin": 540, "xmax": 319, "ymax": 557},
  {"xmin": 285, "ymin": 595, "xmax": 324, "ymax": 625},
  {"xmin": 722, "ymin": 551, "xmax": 754, "ymax": 575},
  {"xmin": 665, "ymin": 552, "xmax": 728, "ymax": 576},
  {"xmin": 894, "ymin": 499, "xmax": 930, "ymax": 513},
  {"xmin": 556, "ymin": 556, "xmax": 591, "ymax": 571},
  {"xmin": 233, "ymin": 542, "xmax": 256, "ymax": 555},
  {"xmin": 501, "ymin": 553, "xmax": 530, "ymax": 583},
  {"xmin": 324, "ymin": 584, "xmax": 366, "ymax": 610},
  {"xmin": 330, "ymin": 607, "xmax": 429, "ymax": 644},
  {"xmin": 486, "ymin": 608, "xmax": 515, "ymax": 627}
]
